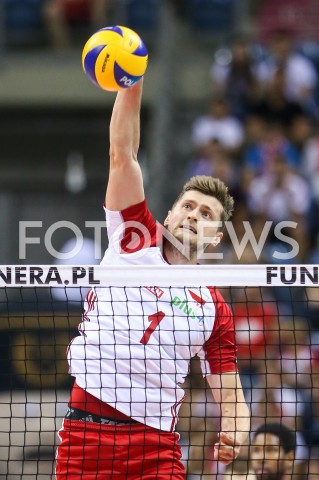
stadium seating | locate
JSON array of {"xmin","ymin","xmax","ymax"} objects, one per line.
[
  {"xmin": 186, "ymin": 0, "xmax": 236, "ymax": 31},
  {"xmin": 4, "ymin": 0, "xmax": 45, "ymax": 46}
]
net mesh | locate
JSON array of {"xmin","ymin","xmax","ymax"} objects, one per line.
[{"xmin": 0, "ymin": 264, "xmax": 318, "ymax": 479}]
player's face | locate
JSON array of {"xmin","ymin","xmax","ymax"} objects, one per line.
[
  {"xmin": 250, "ymin": 433, "xmax": 293, "ymax": 480},
  {"xmin": 164, "ymin": 190, "xmax": 224, "ymax": 251}
]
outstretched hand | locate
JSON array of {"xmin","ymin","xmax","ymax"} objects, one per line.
[{"xmin": 213, "ymin": 431, "xmax": 241, "ymax": 465}]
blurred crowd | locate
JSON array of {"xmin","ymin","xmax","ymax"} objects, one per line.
[{"xmin": 187, "ymin": 27, "xmax": 319, "ymax": 267}]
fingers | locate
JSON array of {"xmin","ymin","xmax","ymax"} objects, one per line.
[
  {"xmin": 213, "ymin": 432, "xmax": 241, "ymax": 465},
  {"xmin": 213, "ymin": 443, "xmax": 240, "ymax": 464},
  {"xmin": 219, "ymin": 431, "xmax": 241, "ymax": 446},
  {"xmin": 121, "ymin": 77, "xmax": 144, "ymax": 94}
]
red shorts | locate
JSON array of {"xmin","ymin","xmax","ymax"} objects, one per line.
[{"xmin": 55, "ymin": 419, "xmax": 186, "ymax": 479}]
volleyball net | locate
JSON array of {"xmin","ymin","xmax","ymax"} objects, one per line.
[{"xmin": 0, "ymin": 264, "xmax": 318, "ymax": 479}]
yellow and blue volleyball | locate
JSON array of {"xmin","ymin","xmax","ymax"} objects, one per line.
[{"xmin": 82, "ymin": 25, "xmax": 148, "ymax": 92}]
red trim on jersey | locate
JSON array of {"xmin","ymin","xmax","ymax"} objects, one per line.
[
  {"xmin": 119, "ymin": 200, "xmax": 158, "ymax": 253},
  {"xmin": 83, "ymin": 289, "xmax": 97, "ymax": 321},
  {"xmin": 188, "ymin": 289, "xmax": 207, "ymax": 306},
  {"xmin": 170, "ymin": 395, "xmax": 185, "ymax": 432},
  {"xmin": 86, "ymin": 289, "xmax": 97, "ymax": 313},
  {"xmin": 69, "ymin": 382, "xmax": 134, "ymax": 422},
  {"xmin": 204, "ymin": 287, "xmax": 238, "ymax": 374},
  {"xmin": 78, "ymin": 288, "xmax": 97, "ymax": 335}
]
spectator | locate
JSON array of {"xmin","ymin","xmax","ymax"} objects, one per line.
[
  {"xmin": 247, "ymin": 67, "xmax": 313, "ymax": 158},
  {"xmin": 256, "ymin": 26, "xmax": 318, "ymax": 118},
  {"xmin": 210, "ymin": 38, "xmax": 261, "ymax": 121},
  {"xmin": 247, "ymin": 153, "xmax": 311, "ymax": 262},
  {"xmin": 249, "ymin": 67, "xmax": 304, "ymax": 134},
  {"xmin": 250, "ymin": 423, "xmax": 297, "ymax": 480},
  {"xmin": 288, "ymin": 114, "xmax": 313, "ymax": 157},
  {"xmin": 42, "ymin": 0, "xmax": 113, "ymax": 50},
  {"xmin": 243, "ymin": 122, "xmax": 300, "ymax": 180},
  {"xmin": 186, "ymin": 139, "xmax": 239, "ymax": 194},
  {"xmin": 191, "ymin": 96, "xmax": 244, "ymax": 159},
  {"xmin": 247, "ymin": 154, "xmax": 311, "ymax": 223}
]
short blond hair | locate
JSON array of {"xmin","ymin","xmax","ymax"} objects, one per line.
[{"xmin": 173, "ymin": 175, "xmax": 234, "ymax": 222}]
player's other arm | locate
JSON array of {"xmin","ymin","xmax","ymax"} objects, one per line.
[
  {"xmin": 207, "ymin": 372, "xmax": 250, "ymax": 465},
  {"xmin": 105, "ymin": 79, "xmax": 145, "ymax": 211}
]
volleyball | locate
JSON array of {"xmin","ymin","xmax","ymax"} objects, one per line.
[{"xmin": 82, "ymin": 25, "xmax": 148, "ymax": 92}]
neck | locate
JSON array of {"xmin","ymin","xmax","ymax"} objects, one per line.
[{"xmin": 163, "ymin": 240, "xmax": 198, "ymax": 265}]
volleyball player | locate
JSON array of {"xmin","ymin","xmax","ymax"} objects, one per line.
[
  {"xmin": 250, "ymin": 423, "xmax": 296, "ymax": 480},
  {"xmin": 55, "ymin": 79, "xmax": 250, "ymax": 479}
]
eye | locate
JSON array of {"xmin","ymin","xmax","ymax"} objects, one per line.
[
  {"xmin": 202, "ymin": 211, "xmax": 212, "ymax": 219},
  {"xmin": 267, "ymin": 446, "xmax": 278, "ymax": 454},
  {"xmin": 184, "ymin": 203, "xmax": 191, "ymax": 209}
]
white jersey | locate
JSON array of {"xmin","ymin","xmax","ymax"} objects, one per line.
[{"xmin": 67, "ymin": 200, "xmax": 237, "ymax": 431}]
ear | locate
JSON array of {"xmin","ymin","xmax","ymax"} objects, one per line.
[
  {"xmin": 212, "ymin": 231, "xmax": 223, "ymax": 247},
  {"xmin": 164, "ymin": 211, "xmax": 171, "ymax": 226}
]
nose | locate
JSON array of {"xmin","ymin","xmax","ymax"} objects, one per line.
[
  {"xmin": 252, "ymin": 448, "xmax": 266, "ymax": 462},
  {"xmin": 187, "ymin": 208, "xmax": 199, "ymax": 221}
]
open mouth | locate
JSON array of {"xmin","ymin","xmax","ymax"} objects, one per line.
[{"xmin": 181, "ymin": 225, "xmax": 197, "ymax": 234}]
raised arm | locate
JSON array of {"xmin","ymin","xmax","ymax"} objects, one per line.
[
  {"xmin": 207, "ymin": 372, "xmax": 250, "ymax": 465},
  {"xmin": 105, "ymin": 79, "xmax": 145, "ymax": 211}
]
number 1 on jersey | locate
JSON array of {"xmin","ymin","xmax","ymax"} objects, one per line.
[{"xmin": 140, "ymin": 311, "xmax": 165, "ymax": 345}]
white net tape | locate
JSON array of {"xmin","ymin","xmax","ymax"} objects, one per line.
[{"xmin": 0, "ymin": 264, "xmax": 318, "ymax": 287}]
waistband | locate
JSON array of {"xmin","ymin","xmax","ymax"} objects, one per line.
[
  {"xmin": 69, "ymin": 382, "xmax": 134, "ymax": 422},
  {"xmin": 65, "ymin": 407, "xmax": 139, "ymax": 426}
]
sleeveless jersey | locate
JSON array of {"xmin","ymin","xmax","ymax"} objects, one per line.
[{"xmin": 67, "ymin": 200, "xmax": 237, "ymax": 432}]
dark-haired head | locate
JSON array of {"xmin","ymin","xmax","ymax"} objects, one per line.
[
  {"xmin": 251, "ymin": 423, "xmax": 296, "ymax": 480},
  {"xmin": 252, "ymin": 423, "xmax": 296, "ymax": 454}
]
